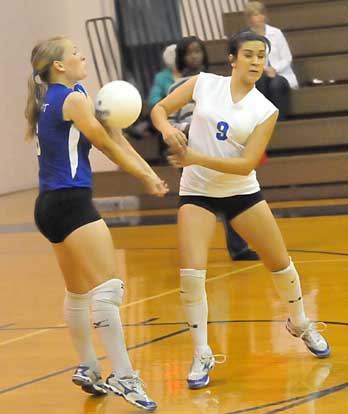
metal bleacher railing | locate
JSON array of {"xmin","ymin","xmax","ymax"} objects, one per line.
[
  {"xmin": 85, "ymin": 17, "xmax": 123, "ymax": 87},
  {"xmin": 86, "ymin": 0, "xmax": 248, "ymax": 94}
]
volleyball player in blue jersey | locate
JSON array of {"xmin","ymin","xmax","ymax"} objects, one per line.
[{"xmin": 25, "ymin": 36, "xmax": 165, "ymax": 411}]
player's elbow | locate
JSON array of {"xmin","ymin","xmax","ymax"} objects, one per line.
[
  {"xmin": 239, "ymin": 167, "xmax": 253, "ymax": 176},
  {"xmin": 151, "ymin": 102, "xmax": 168, "ymax": 118},
  {"xmin": 236, "ymin": 159, "xmax": 254, "ymax": 176},
  {"xmin": 150, "ymin": 103, "xmax": 160, "ymax": 120},
  {"xmin": 238, "ymin": 153, "xmax": 263, "ymax": 175}
]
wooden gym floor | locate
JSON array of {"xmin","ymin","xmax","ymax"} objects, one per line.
[{"xmin": 1, "ymin": 189, "xmax": 348, "ymax": 414}]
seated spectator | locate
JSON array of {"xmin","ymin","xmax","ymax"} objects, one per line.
[
  {"xmin": 244, "ymin": 1, "xmax": 298, "ymax": 120},
  {"xmin": 147, "ymin": 44, "xmax": 181, "ymax": 108},
  {"xmin": 167, "ymin": 36, "xmax": 259, "ymax": 261},
  {"xmin": 168, "ymin": 36, "xmax": 209, "ymax": 134}
]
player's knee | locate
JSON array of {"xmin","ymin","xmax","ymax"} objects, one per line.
[
  {"xmin": 180, "ymin": 268, "xmax": 206, "ymax": 306},
  {"xmin": 271, "ymin": 257, "xmax": 293, "ymax": 274},
  {"xmin": 91, "ymin": 278, "xmax": 124, "ymax": 309}
]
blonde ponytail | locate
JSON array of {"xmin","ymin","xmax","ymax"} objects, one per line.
[
  {"xmin": 24, "ymin": 36, "xmax": 66, "ymax": 142},
  {"xmin": 24, "ymin": 75, "xmax": 47, "ymax": 141}
]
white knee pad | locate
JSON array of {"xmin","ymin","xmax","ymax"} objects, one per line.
[
  {"xmin": 271, "ymin": 257, "xmax": 293, "ymax": 275},
  {"xmin": 91, "ymin": 278, "xmax": 124, "ymax": 310},
  {"xmin": 64, "ymin": 290, "xmax": 90, "ymax": 311},
  {"xmin": 180, "ymin": 269, "xmax": 207, "ymax": 306},
  {"xmin": 271, "ymin": 258, "xmax": 302, "ymax": 303}
]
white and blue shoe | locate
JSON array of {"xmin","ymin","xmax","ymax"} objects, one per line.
[
  {"xmin": 104, "ymin": 371, "xmax": 157, "ymax": 411},
  {"xmin": 286, "ymin": 318, "xmax": 331, "ymax": 359},
  {"xmin": 72, "ymin": 365, "xmax": 107, "ymax": 395},
  {"xmin": 187, "ymin": 353, "xmax": 215, "ymax": 389},
  {"xmin": 187, "ymin": 352, "xmax": 226, "ymax": 389}
]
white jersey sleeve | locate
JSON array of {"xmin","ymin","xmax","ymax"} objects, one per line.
[
  {"xmin": 192, "ymin": 72, "xmax": 215, "ymax": 102},
  {"xmin": 254, "ymin": 89, "xmax": 278, "ymax": 125}
]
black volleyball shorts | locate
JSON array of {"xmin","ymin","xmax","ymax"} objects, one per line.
[
  {"xmin": 178, "ymin": 191, "xmax": 264, "ymax": 221},
  {"xmin": 34, "ymin": 187, "xmax": 101, "ymax": 243}
]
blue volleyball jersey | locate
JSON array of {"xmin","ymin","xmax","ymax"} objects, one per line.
[{"xmin": 36, "ymin": 83, "xmax": 92, "ymax": 192}]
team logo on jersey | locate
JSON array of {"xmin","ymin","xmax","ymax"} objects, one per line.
[{"xmin": 41, "ymin": 103, "xmax": 49, "ymax": 112}]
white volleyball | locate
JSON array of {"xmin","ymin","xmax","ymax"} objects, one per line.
[{"xmin": 95, "ymin": 80, "xmax": 142, "ymax": 128}]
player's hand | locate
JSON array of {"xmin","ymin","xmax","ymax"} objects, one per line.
[
  {"xmin": 168, "ymin": 147, "xmax": 199, "ymax": 168},
  {"xmin": 162, "ymin": 125, "xmax": 187, "ymax": 155},
  {"xmin": 143, "ymin": 175, "xmax": 169, "ymax": 197}
]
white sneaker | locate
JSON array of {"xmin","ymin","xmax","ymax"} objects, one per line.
[
  {"xmin": 72, "ymin": 365, "xmax": 107, "ymax": 395},
  {"xmin": 187, "ymin": 353, "xmax": 226, "ymax": 389},
  {"xmin": 104, "ymin": 371, "xmax": 157, "ymax": 411},
  {"xmin": 286, "ymin": 318, "xmax": 331, "ymax": 358}
]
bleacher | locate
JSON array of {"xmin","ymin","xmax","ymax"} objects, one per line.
[
  {"xmin": 94, "ymin": 0, "xmax": 348, "ymax": 207},
  {"xmin": 218, "ymin": 0, "xmax": 348, "ymax": 201}
]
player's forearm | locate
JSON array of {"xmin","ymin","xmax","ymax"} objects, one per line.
[
  {"xmin": 151, "ymin": 104, "xmax": 171, "ymax": 133},
  {"xmin": 108, "ymin": 129, "xmax": 158, "ymax": 178},
  {"xmin": 84, "ymin": 122, "xmax": 151, "ymax": 181},
  {"xmin": 120, "ymin": 142, "xmax": 157, "ymax": 178},
  {"xmin": 99, "ymin": 138, "xmax": 154, "ymax": 181},
  {"xmin": 195, "ymin": 153, "xmax": 253, "ymax": 176}
]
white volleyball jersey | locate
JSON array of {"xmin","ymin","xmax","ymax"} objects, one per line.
[{"xmin": 180, "ymin": 72, "xmax": 278, "ymax": 197}]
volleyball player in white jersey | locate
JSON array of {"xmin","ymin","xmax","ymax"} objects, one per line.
[
  {"xmin": 151, "ymin": 31, "xmax": 330, "ymax": 390},
  {"xmin": 25, "ymin": 36, "xmax": 165, "ymax": 411}
]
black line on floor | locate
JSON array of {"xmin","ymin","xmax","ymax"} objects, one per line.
[
  {"xmin": 289, "ymin": 249, "xmax": 348, "ymax": 257},
  {"xmin": 135, "ymin": 319, "xmax": 348, "ymax": 327},
  {"xmin": 138, "ymin": 317, "xmax": 161, "ymax": 325},
  {"xmin": 127, "ymin": 327, "xmax": 189, "ymax": 351},
  {"xmin": 225, "ymin": 382, "xmax": 348, "ymax": 414},
  {"xmin": 100, "ymin": 247, "xmax": 348, "ymax": 257},
  {"xmin": 0, "ymin": 327, "xmax": 189, "ymax": 396},
  {"xmin": 4, "ymin": 319, "xmax": 348, "ymax": 331}
]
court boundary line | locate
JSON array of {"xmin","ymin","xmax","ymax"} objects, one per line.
[
  {"xmin": 0, "ymin": 327, "xmax": 189, "ymax": 396},
  {"xmin": 225, "ymin": 382, "xmax": 348, "ymax": 414},
  {"xmin": 2, "ymin": 257, "xmax": 348, "ymax": 346},
  {"xmin": 3, "ymin": 319, "xmax": 348, "ymax": 331},
  {"xmin": 0, "ymin": 263, "xmax": 261, "ymax": 347},
  {"xmin": 2, "ymin": 257, "xmax": 347, "ymax": 407}
]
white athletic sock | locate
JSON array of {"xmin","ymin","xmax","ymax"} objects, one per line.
[
  {"xmin": 64, "ymin": 290, "xmax": 99, "ymax": 371},
  {"xmin": 180, "ymin": 269, "xmax": 210, "ymax": 355},
  {"xmin": 91, "ymin": 279, "xmax": 133, "ymax": 378},
  {"xmin": 272, "ymin": 259, "xmax": 307, "ymax": 327}
]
